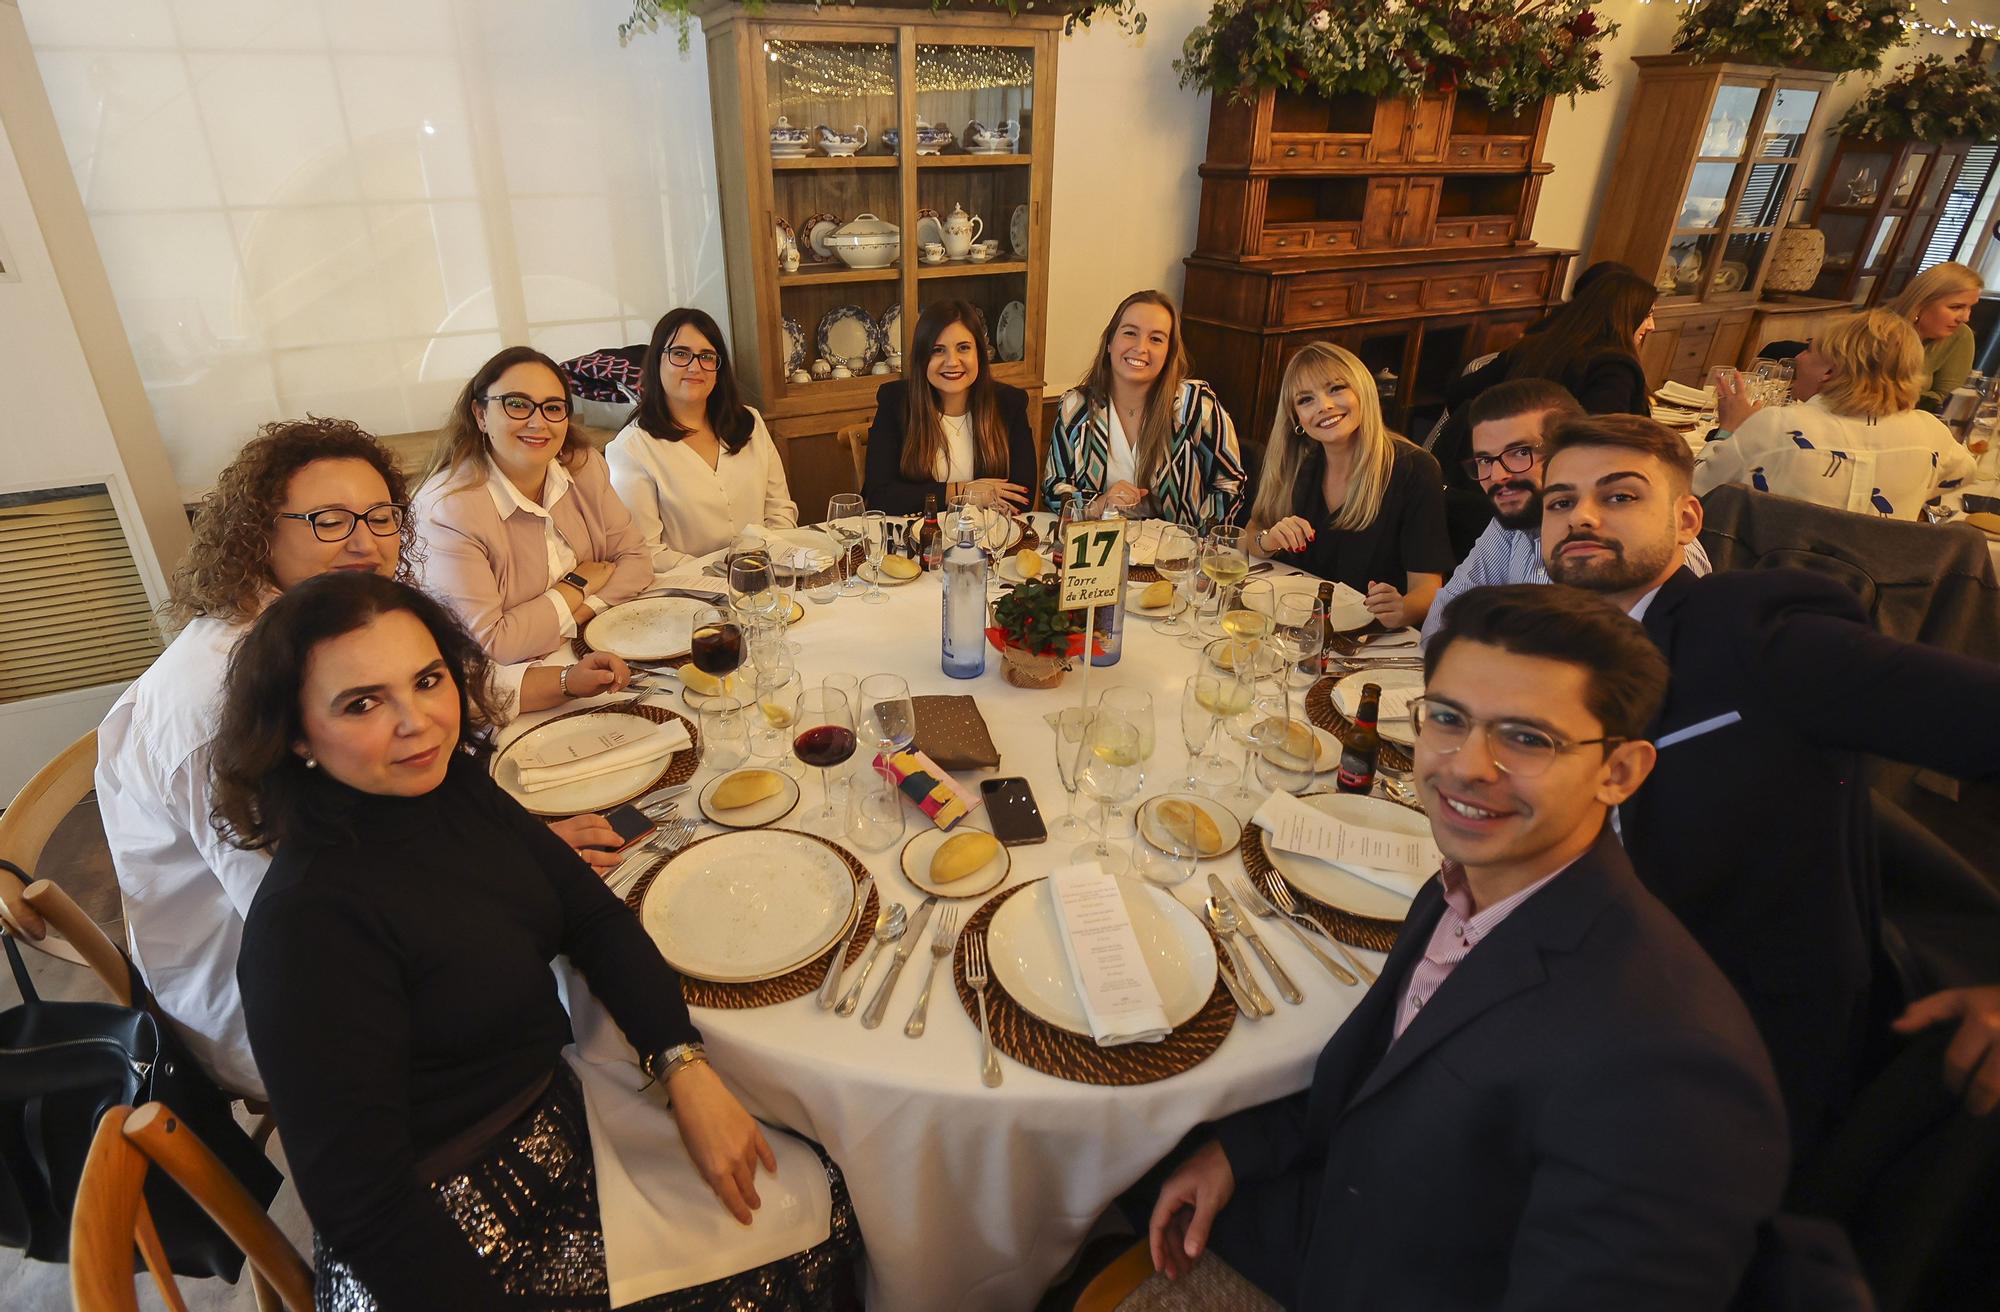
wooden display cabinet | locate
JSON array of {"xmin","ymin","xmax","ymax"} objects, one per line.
[
  {"xmin": 700, "ymin": 3, "xmax": 1058, "ymax": 519},
  {"xmin": 1808, "ymin": 136, "xmax": 1979, "ymax": 306}
]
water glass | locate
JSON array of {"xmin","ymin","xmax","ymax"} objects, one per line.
[
  {"xmin": 845, "ymin": 761, "xmax": 905, "ymax": 852},
  {"xmin": 1132, "ymin": 825, "xmax": 1199, "ymax": 888},
  {"xmin": 862, "ymin": 510, "xmax": 889, "ymax": 604},
  {"xmin": 751, "ymin": 668, "xmax": 802, "ymax": 764},
  {"xmin": 1253, "ymin": 715, "xmax": 1318, "ymax": 796},
  {"xmin": 1273, "ymin": 592, "xmax": 1325, "ymax": 700},
  {"xmin": 860, "ymin": 673, "xmax": 916, "ymax": 755},
  {"xmin": 1098, "ymin": 686, "xmax": 1154, "ymax": 835},
  {"xmin": 1045, "ymin": 706, "xmax": 1097, "ymax": 840},
  {"xmin": 1152, "ymin": 523, "xmax": 1198, "ymax": 637},
  {"xmin": 699, "ymin": 696, "xmax": 750, "ymax": 772},
  {"xmin": 1182, "ymin": 674, "xmax": 1244, "ymax": 793},
  {"xmin": 827, "ymin": 492, "xmax": 866, "ymax": 596},
  {"xmin": 1070, "ymin": 709, "xmax": 1145, "ymax": 875},
  {"xmin": 804, "ymin": 548, "xmax": 840, "ymax": 605}
]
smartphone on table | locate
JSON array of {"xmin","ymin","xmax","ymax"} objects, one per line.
[
  {"xmin": 979, "ymin": 776, "xmax": 1048, "ymax": 846},
  {"xmin": 601, "ymin": 803, "xmax": 657, "ymax": 854}
]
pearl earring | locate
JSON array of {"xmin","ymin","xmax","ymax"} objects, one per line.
[{"xmin": 304, "ymin": 754, "xmax": 318, "ymax": 770}]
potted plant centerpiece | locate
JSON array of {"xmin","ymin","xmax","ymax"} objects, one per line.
[
  {"xmin": 986, "ymin": 579, "xmax": 1095, "ymax": 689},
  {"xmin": 1671, "ymin": 0, "xmax": 1907, "ymax": 74}
]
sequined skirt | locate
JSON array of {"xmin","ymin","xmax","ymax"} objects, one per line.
[{"xmin": 315, "ymin": 1065, "xmax": 861, "ymax": 1311}]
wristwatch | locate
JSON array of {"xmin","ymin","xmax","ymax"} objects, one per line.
[{"xmin": 560, "ymin": 569, "xmax": 589, "ymax": 590}]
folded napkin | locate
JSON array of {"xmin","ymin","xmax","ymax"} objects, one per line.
[
  {"xmin": 1656, "ymin": 379, "xmax": 1714, "ymax": 408},
  {"xmin": 1251, "ymin": 791, "xmax": 1437, "ymax": 900},
  {"xmin": 1046, "ymin": 861, "xmax": 1171, "ymax": 1046},
  {"xmin": 910, "ymin": 695, "xmax": 1001, "ymax": 771},
  {"xmin": 775, "ymin": 545, "xmax": 827, "ymax": 572},
  {"xmin": 516, "ymin": 719, "xmax": 690, "ymax": 793},
  {"xmin": 875, "ymin": 749, "xmax": 977, "ymax": 830}
]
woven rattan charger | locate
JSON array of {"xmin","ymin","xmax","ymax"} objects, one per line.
[
  {"xmin": 949, "ymin": 880, "xmax": 1237, "ymax": 1086},
  {"xmin": 623, "ymin": 829, "xmax": 880, "ymax": 1010}
]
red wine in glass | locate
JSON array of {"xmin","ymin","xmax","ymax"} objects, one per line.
[
  {"xmin": 792, "ymin": 724, "xmax": 857, "ymax": 768},
  {"xmin": 690, "ymin": 622, "xmax": 743, "ymax": 677}
]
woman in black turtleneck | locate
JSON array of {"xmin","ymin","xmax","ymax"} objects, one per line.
[{"xmin": 211, "ymin": 572, "xmax": 857, "ymax": 1311}]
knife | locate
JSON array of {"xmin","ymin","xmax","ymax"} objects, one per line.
[
  {"xmin": 1210, "ymin": 874, "xmax": 1303, "ymax": 1006},
  {"xmin": 817, "ymin": 876, "xmax": 877, "ymax": 1010},
  {"xmin": 862, "ymin": 896, "xmax": 936, "ymax": 1028},
  {"xmin": 629, "ymin": 783, "xmax": 691, "ymax": 811},
  {"xmin": 635, "ymin": 586, "xmax": 728, "ymax": 604}
]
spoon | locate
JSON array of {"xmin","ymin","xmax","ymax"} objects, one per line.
[
  {"xmin": 1202, "ymin": 897, "xmax": 1272, "ymax": 1019},
  {"xmin": 835, "ymin": 903, "xmax": 908, "ymax": 1016}
]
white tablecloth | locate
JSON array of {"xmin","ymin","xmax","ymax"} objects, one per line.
[{"xmin": 501, "ymin": 550, "xmax": 1382, "ymax": 1311}]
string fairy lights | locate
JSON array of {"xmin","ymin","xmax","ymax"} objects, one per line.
[
  {"xmin": 1638, "ymin": 0, "xmax": 1996, "ymax": 42},
  {"xmin": 761, "ymin": 39, "xmax": 1034, "ymax": 101}
]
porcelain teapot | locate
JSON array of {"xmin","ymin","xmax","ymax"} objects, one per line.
[
  {"xmin": 965, "ymin": 119, "xmax": 1020, "ymax": 153},
  {"xmin": 816, "ymin": 123, "xmax": 868, "ymax": 157},
  {"xmin": 768, "ymin": 116, "xmax": 808, "ymax": 156},
  {"xmin": 941, "ymin": 202, "xmax": 984, "ymax": 260}
]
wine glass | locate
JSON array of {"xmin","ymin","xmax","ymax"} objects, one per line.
[
  {"xmin": 1070, "ymin": 709, "xmax": 1145, "ymax": 875},
  {"xmin": 751, "ymin": 668, "xmax": 801, "ymax": 763},
  {"xmin": 688, "ymin": 604, "xmax": 744, "ymax": 698},
  {"xmin": 792, "ymin": 688, "xmax": 857, "ymax": 831},
  {"xmin": 860, "ymin": 673, "xmax": 915, "ymax": 756},
  {"xmin": 1272, "ymin": 591, "xmax": 1326, "ymax": 713},
  {"xmin": 727, "ymin": 539, "xmax": 777, "ymax": 618},
  {"xmin": 1181, "ymin": 674, "xmax": 1245, "ymax": 793},
  {"xmin": 1044, "ymin": 706, "xmax": 1097, "ymax": 840},
  {"xmin": 1152, "ymin": 523, "xmax": 1198, "ymax": 638},
  {"xmin": 1098, "ymin": 687, "xmax": 1154, "ymax": 834},
  {"xmin": 1215, "ymin": 673, "xmax": 1280, "ymax": 811},
  {"xmin": 1253, "ymin": 714, "xmax": 1319, "ymax": 796},
  {"xmin": 1220, "ymin": 578, "xmax": 1274, "ymax": 653},
  {"xmin": 861, "ymin": 510, "xmax": 889, "ymax": 605},
  {"xmin": 1199, "ymin": 526, "xmax": 1251, "ymax": 637},
  {"xmin": 826, "ymin": 492, "xmax": 865, "ymax": 596}
]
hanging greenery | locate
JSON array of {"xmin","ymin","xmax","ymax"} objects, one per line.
[
  {"xmin": 1839, "ymin": 52, "xmax": 2000, "ymax": 142},
  {"xmin": 1175, "ymin": 0, "xmax": 1615, "ymax": 112},
  {"xmin": 1670, "ymin": 0, "xmax": 1908, "ymax": 74},
  {"xmin": 618, "ymin": 0, "xmax": 1146, "ymax": 52}
]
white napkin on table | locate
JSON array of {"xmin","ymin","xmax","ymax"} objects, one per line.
[
  {"xmin": 1251, "ymin": 791, "xmax": 1437, "ymax": 900},
  {"xmin": 1045, "ymin": 861, "xmax": 1171, "ymax": 1046},
  {"xmin": 516, "ymin": 719, "xmax": 690, "ymax": 793}
]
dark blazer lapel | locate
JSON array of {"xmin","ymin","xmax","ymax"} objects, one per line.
[{"xmin": 1638, "ymin": 564, "xmax": 1699, "ymax": 647}]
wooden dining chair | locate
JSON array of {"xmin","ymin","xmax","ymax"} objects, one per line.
[
  {"xmin": 71, "ymin": 1102, "xmax": 314, "ymax": 1312},
  {"xmin": 837, "ymin": 422, "xmax": 869, "ymax": 492},
  {"xmin": 0, "ymin": 730, "xmax": 133, "ymax": 1005}
]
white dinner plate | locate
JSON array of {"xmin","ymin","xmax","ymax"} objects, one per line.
[
  {"xmin": 640, "ymin": 830, "xmax": 856, "ymax": 983},
  {"xmin": 899, "ymin": 826, "xmax": 1011, "ymax": 899},
  {"xmin": 493, "ymin": 711, "xmax": 681, "ymax": 816},
  {"xmin": 1136, "ymin": 793, "xmax": 1241, "ymax": 858},
  {"xmin": 698, "ymin": 768, "xmax": 801, "ymax": 829},
  {"xmin": 1309, "ymin": 723, "xmax": 1341, "ymax": 772},
  {"xmin": 584, "ymin": 596, "xmax": 707, "ymax": 663},
  {"xmin": 1333, "ymin": 668, "xmax": 1423, "ymax": 746},
  {"xmin": 1263, "ymin": 793, "xmax": 1429, "ymax": 920},
  {"xmin": 859, "ymin": 560, "xmax": 922, "ymax": 586},
  {"xmin": 988, "ymin": 879, "xmax": 1217, "ymax": 1036}
]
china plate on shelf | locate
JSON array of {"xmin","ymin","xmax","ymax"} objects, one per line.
[
  {"xmin": 1010, "ymin": 204, "xmax": 1029, "ymax": 258},
  {"xmin": 1262, "ymin": 793, "xmax": 1428, "ymax": 921},
  {"xmin": 986, "ymin": 878, "xmax": 1217, "ymax": 1036},
  {"xmin": 583, "ymin": 595, "xmax": 709, "ymax": 663},
  {"xmin": 915, "ymin": 208, "xmax": 944, "ymax": 251},
  {"xmin": 1333, "ymin": 668, "xmax": 1423, "ymax": 746},
  {"xmin": 995, "ymin": 301, "xmax": 1026, "ymax": 363},
  {"xmin": 640, "ymin": 830, "xmax": 857, "ymax": 983},
  {"xmin": 818, "ymin": 304, "xmax": 883, "ymax": 372},
  {"xmin": 879, "ymin": 303, "xmax": 902, "ymax": 357},
  {"xmin": 493, "ymin": 711, "xmax": 682, "ymax": 817},
  {"xmin": 773, "ymin": 216, "xmax": 796, "ymax": 261},
  {"xmin": 802, "ymin": 212, "xmax": 840, "ymax": 262},
  {"xmin": 1714, "ymin": 260, "xmax": 1749, "ymax": 293},
  {"xmin": 782, "ymin": 316, "xmax": 806, "ymax": 375}
]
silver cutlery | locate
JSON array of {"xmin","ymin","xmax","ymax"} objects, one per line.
[
  {"xmin": 1232, "ymin": 874, "xmax": 1356, "ymax": 987},
  {"xmin": 1207, "ymin": 933, "xmax": 1264, "ymax": 1020},
  {"xmin": 836, "ymin": 903, "xmax": 908, "ymax": 1017},
  {"xmin": 816, "ymin": 876, "xmax": 876, "ymax": 1009},
  {"xmin": 1202, "ymin": 897, "xmax": 1274, "ymax": 1016},
  {"xmin": 904, "ymin": 906, "xmax": 958, "ymax": 1038},
  {"xmin": 635, "ymin": 586, "xmax": 727, "ymax": 604},
  {"xmin": 605, "ymin": 819, "xmax": 697, "ymax": 897},
  {"xmin": 965, "ymin": 932, "xmax": 1002, "ymax": 1087},
  {"xmin": 862, "ymin": 897, "xmax": 936, "ymax": 1028},
  {"xmin": 1209, "ymin": 874, "xmax": 1302, "ymax": 1005},
  {"xmin": 1262, "ymin": 872, "xmax": 1377, "ymax": 985},
  {"xmin": 631, "ymin": 783, "xmax": 691, "ymax": 811}
]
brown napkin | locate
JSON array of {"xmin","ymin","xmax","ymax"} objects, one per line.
[{"xmin": 910, "ymin": 695, "xmax": 1001, "ymax": 771}]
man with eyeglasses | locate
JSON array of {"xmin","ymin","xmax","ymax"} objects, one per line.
[
  {"xmin": 1132, "ymin": 584, "xmax": 1787, "ymax": 1308},
  {"xmin": 1540, "ymin": 413, "xmax": 2000, "ymax": 1152},
  {"xmin": 1417, "ymin": 379, "xmax": 1710, "ymax": 645}
]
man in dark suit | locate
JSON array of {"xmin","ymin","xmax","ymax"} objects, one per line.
[
  {"xmin": 1539, "ymin": 414, "xmax": 2000, "ymax": 1154},
  {"xmin": 1139, "ymin": 585, "xmax": 1788, "ymax": 1309}
]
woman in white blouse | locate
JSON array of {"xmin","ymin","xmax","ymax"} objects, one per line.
[{"xmin": 607, "ymin": 308, "xmax": 798, "ymax": 571}]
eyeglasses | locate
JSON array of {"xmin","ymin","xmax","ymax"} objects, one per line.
[
  {"xmin": 666, "ymin": 345, "xmax": 722, "ymax": 372},
  {"xmin": 482, "ymin": 393, "xmax": 571, "ymax": 422},
  {"xmin": 1460, "ymin": 442, "xmax": 1541, "ymax": 481},
  {"xmin": 276, "ymin": 503, "xmax": 409, "ymax": 543},
  {"xmin": 1408, "ymin": 696, "xmax": 1621, "ymax": 778}
]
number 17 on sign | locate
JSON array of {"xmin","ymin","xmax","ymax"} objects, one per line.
[{"xmin": 1059, "ymin": 518, "xmax": 1128, "ymax": 712}]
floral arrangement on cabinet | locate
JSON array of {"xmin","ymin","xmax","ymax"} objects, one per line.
[
  {"xmin": 1671, "ymin": 0, "xmax": 1907, "ymax": 75},
  {"xmin": 1839, "ymin": 52, "xmax": 2000, "ymax": 143},
  {"xmin": 1176, "ymin": 0, "xmax": 1615, "ymax": 112}
]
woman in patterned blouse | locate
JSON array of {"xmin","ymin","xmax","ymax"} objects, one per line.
[{"xmin": 1043, "ymin": 291, "xmax": 1245, "ymax": 526}]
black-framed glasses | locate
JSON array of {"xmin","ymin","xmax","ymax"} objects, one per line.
[
  {"xmin": 1409, "ymin": 696, "xmax": 1621, "ymax": 778},
  {"xmin": 276, "ymin": 503, "xmax": 409, "ymax": 543},
  {"xmin": 482, "ymin": 392, "xmax": 571, "ymax": 422},
  {"xmin": 666, "ymin": 345, "xmax": 722, "ymax": 372},
  {"xmin": 1460, "ymin": 442, "xmax": 1541, "ymax": 482}
]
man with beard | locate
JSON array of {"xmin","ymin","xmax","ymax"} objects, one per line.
[
  {"xmin": 1417, "ymin": 380, "xmax": 1707, "ymax": 645},
  {"xmin": 1539, "ymin": 413, "xmax": 2000, "ymax": 1156}
]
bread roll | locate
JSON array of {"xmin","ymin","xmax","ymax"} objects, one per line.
[
  {"xmin": 678, "ymin": 664, "xmax": 723, "ymax": 695},
  {"xmin": 1016, "ymin": 548, "xmax": 1045, "ymax": 579},
  {"xmin": 1156, "ymin": 799, "xmax": 1222, "ymax": 855},
  {"xmin": 712, "ymin": 769, "xmax": 783, "ymax": 810},
  {"xmin": 880, "ymin": 555, "xmax": 921, "ymax": 580},
  {"xmin": 930, "ymin": 830, "xmax": 1000, "ymax": 883},
  {"xmin": 1139, "ymin": 580, "xmax": 1174, "ymax": 609}
]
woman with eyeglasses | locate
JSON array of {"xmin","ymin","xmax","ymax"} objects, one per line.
[
  {"xmin": 414, "ymin": 346, "xmax": 653, "ymax": 665},
  {"xmin": 608, "ymin": 308, "xmax": 798, "ymax": 571}
]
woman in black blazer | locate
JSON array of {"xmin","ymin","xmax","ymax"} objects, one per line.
[{"xmin": 863, "ymin": 299, "xmax": 1036, "ymax": 515}]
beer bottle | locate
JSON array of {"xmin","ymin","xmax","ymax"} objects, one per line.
[
  {"xmin": 918, "ymin": 494, "xmax": 942, "ymax": 570},
  {"xmin": 1335, "ymin": 682, "xmax": 1382, "ymax": 795},
  {"xmin": 1316, "ymin": 581, "xmax": 1336, "ymax": 676}
]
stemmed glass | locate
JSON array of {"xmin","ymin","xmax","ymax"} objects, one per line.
[
  {"xmin": 1198, "ymin": 526, "xmax": 1251, "ymax": 638},
  {"xmin": 751, "ymin": 668, "xmax": 803, "ymax": 768},
  {"xmin": 826, "ymin": 493, "xmax": 865, "ymax": 596},
  {"xmin": 1272, "ymin": 591, "xmax": 1326, "ymax": 715},
  {"xmin": 1215, "ymin": 668, "xmax": 1280, "ymax": 811},
  {"xmin": 1152, "ymin": 523, "xmax": 1198, "ymax": 638},
  {"xmin": 792, "ymin": 688, "xmax": 857, "ymax": 831},
  {"xmin": 1070, "ymin": 709, "xmax": 1145, "ymax": 875},
  {"xmin": 1181, "ymin": 674, "xmax": 1246, "ymax": 793},
  {"xmin": 688, "ymin": 604, "xmax": 744, "ymax": 698},
  {"xmin": 859, "ymin": 674, "xmax": 915, "ymax": 758},
  {"xmin": 1044, "ymin": 706, "xmax": 1097, "ymax": 840},
  {"xmin": 861, "ymin": 510, "xmax": 889, "ymax": 604},
  {"xmin": 727, "ymin": 538, "xmax": 777, "ymax": 619},
  {"xmin": 1098, "ymin": 687, "xmax": 1155, "ymax": 834},
  {"xmin": 1253, "ymin": 714, "xmax": 1319, "ymax": 796}
]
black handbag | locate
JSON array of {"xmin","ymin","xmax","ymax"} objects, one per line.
[{"xmin": 0, "ymin": 861, "xmax": 282, "ymax": 1280}]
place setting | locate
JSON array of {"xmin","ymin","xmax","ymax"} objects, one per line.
[
  {"xmin": 1239, "ymin": 787, "xmax": 1431, "ymax": 954},
  {"xmin": 492, "ymin": 700, "xmax": 703, "ymax": 818}
]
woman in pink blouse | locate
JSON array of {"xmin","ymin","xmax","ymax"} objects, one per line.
[{"xmin": 413, "ymin": 346, "xmax": 653, "ymax": 664}]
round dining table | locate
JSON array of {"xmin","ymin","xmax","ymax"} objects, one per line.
[{"xmin": 498, "ymin": 530, "xmax": 1397, "ymax": 1312}]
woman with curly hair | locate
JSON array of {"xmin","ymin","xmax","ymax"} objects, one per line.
[
  {"xmin": 95, "ymin": 418, "xmax": 629, "ymax": 1097},
  {"xmin": 216, "ymin": 571, "xmax": 859, "ymax": 1311}
]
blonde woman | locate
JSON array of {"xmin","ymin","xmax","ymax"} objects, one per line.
[
  {"xmin": 1043, "ymin": 290, "xmax": 1244, "ymax": 525},
  {"xmin": 414, "ymin": 346, "xmax": 653, "ymax": 664},
  {"xmin": 1249, "ymin": 343, "xmax": 1452, "ymax": 627},
  {"xmin": 1694, "ymin": 310, "xmax": 1976, "ymax": 520},
  {"xmin": 1887, "ymin": 261, "xmax": 1984, "ymax": 408}
]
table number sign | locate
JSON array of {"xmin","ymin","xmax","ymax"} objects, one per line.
[{"xmin": 1058, "ymin": 518, "xmax": 1129, "ymax": 612}]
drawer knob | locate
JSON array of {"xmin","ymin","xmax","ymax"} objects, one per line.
[
  {"xmin": 1284, "ymin": 147, "xmax": 1299, "ymax": 157},
  {"xmin": 1309, "ymin": 299, "xmax": 1326, "ymax": 308},
  {"xmin": 1385, "ymin": 292, "xmax": 1398, "ymax": 300}
]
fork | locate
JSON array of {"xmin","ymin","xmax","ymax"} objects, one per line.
[
  {"xmin": 904, "ymin": 906, "xmax": 958, "ymax": 1038},
  {"xmin": 1262, "ymin": 872, "xmax": 1377, "ymax": 984},
  {"xmin": 1232, "ymin": 875, "xmax": 1356, "ymax": 987},
  {"xmin": 965, "ymin": 932, "xmax": 1002, "ymax": 1087},
  {"xmin": 607, "ymin": 819, "xmax": 697, "ymax": 897}
]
